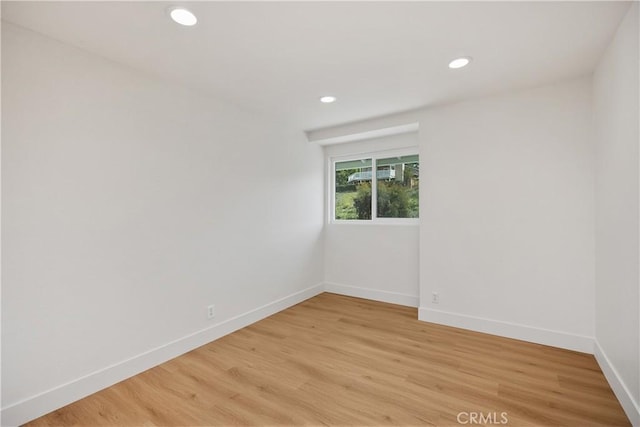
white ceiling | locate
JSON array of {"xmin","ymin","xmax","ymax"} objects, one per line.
[{"xmin": 2, "ymin": 1, "xmax": 631, "ymax": 131}]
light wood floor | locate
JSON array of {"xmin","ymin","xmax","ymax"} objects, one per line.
[{"xmin": 27, "ymin": 293, "xmax": 630, "ymax": 426}]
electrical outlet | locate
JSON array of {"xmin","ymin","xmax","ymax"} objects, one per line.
[
  {"xmin": 207, "ymin": 305, "xmax": 215, "ymax": 319},
  {"xmin": 432, "ymin": 292, "xmax": 439, "ymax": 304}
]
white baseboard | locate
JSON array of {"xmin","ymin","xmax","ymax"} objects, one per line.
[
  {"xmin": 418, "ymin": 306, "xmax": 594, "ymax": 354},
  {"xmin": 594, "ymin": 340, "xmax": 640, "ymax": 426},
  {"xmin": 324, "ymin": 282, "xmax": 419, "ymax": 307},
  {"xmin": 0, "ymin": 283, "xmax": 324, "ymax": 427}
]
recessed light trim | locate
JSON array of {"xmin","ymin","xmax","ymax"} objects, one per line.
[
  {"xmin": 448, "ymin": 57, "xmax": 472, "ymax": 69},
  {"xmin": 169, "ymin": 7, "xmax": 197, "ymax": 26},
  {"xmin": 320, "ymin": 96, "xmax": 337, "ymax": 103}
]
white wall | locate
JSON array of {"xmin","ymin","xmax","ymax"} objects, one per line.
[
  {"xmin": 593, "ymin": 2, "xmax": 640, "ymax": 423},
  {"xmin": 324, "ymin": 133, "xmax": 420, "ymax": 307},
  {"xmin": 1, "ymin": 23, "xmax": 324, "ymax": 424},
  {"xmin": 418, "ymin": 78, "xmax": 596, "ymax": 353}
]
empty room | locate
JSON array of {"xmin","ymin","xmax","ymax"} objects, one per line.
[{"xmin": 2, "ymin": 1, "xmax": 639, "ymax": 426}]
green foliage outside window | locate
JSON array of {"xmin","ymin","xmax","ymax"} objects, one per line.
[{"xmin": 353, "ymin": 182, "xmax": 372, "ymax": 219}]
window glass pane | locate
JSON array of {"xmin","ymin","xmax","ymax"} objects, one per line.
[
  {"xmin": 335, "ymin": 159, "xmax": 372, "ymax": 220},
  {"xmin": 376, "ymin": 155, "xmax": 419, "ymax": 218}
]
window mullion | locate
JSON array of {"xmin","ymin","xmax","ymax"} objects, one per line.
[{"xmin": 371, "ymin": 156, "xmax": 377, "ymax": 221}]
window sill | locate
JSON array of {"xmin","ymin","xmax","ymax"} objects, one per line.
[{"xmin": 329, "ymin": 219, "xmax": 419, "ymax": 226}]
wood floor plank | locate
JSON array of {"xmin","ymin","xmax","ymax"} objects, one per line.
[{"xmin": 26, "ymin": 293, "xmax": 630, "ymax": 426}]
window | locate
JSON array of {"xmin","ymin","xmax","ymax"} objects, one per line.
[{"xmin": 332, "ymin": 151, "xmax": 419, "ymax": 223}]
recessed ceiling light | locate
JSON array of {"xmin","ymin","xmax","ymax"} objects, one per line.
[
  {"xmin": 320, "ymin": 96, "xmax": 337, "ymax": 103},
  {"xmin": 169, "ymin": 7, "xmax": 197, "ymax": 26},
  {"xmin": 448, "ymin": 57, "xmax": 472, "ymax": 69}
]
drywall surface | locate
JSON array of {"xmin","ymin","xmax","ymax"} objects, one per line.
[
  {"xmin": 593, "ymin": 1, "xmax": 640, "ymax": 416},
  {"xmin": 324, "ymin": 224, "xmax": 419, "ymax": 305},
  {"xmin": 324, "ymin": 134, "xmax": 420, "ymax": 306},
  {"xmin": 2, "ymin": 23, "xmax": 324, "ymax": 421},
  {"xmin": 419, "ymin": 78, "xmax": 595, "ymax": 348}
]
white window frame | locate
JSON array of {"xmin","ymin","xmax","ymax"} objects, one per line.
[{"xmin": 329, "ymin": 147, "xmax": 419, "ymax": 225}]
